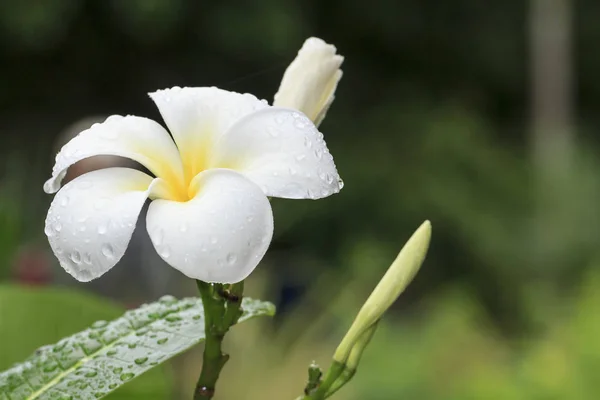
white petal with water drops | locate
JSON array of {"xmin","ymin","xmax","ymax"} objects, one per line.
[
  {"xmin": 145, "ymin": 169, "xmax": 273, "ymax": 283},
  {"xmin": 44, "ymin": 115, "xmax": 184, "ymax": 194},
  {"xmin": 149, "ymin": 87, "xmax": 268, "ymax": 178},
  {"xmin": 212, "ymin": 107, "xmax": 343, "ymax": 199},
  {"xmin": 45, "ymin": 168, "xmax": 156, "ymax": 282}
]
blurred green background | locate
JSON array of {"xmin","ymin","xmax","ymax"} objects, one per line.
[{"xmin": 2, "ymin": 0, "xmax": 600, "ymax": 398}]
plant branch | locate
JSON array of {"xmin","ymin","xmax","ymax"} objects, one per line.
[{"xmin": 194, "ymin": 280, "xmax": 244, "ymax": 400}]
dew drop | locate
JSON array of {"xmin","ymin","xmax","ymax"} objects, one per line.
[
  {"xmin": 107, "ymin": 350, "xmax": 117, "ymax": 356},
  {"xmin": 113, "ymin": 367, "xmax": 123, "ymax": 374},
  {"xmin": 210, "ymin": 237, "xmax": 218, "ymax": 244},
  {"xmin": 226, "ymin": 253, "xmax": 237, "ymax": 265},
  {"xmin": 274, "ymin": 115, "xmax": 285, "ymax": 125},
  {"xmin": 157, "ymin": 338, "xmax": 168, "ymax": 345},
  {"xmin": 101, "ymin": 243, "xmax": 115, "ymax": 259},
  {"xmin": 84, "ymin": 371, "xmax": 97, "ymax": 378},
  {"xmin": 60, "ymin": 196, "xmax": 69, "ymax": 207},
  {"xmin": 267, "ymin": 126, "xmax": 279, "ymax": 137},
  {"xmin": 70, "ymin": 251, "xmax": 81, "ymax": 264},
  {"xmin": 45, "ymin": 225, "xmax": 54, "ymax": 237},
  {"xmin": 109, "ymin": 383, "xmax": 117, "ymax": 389},
  {"xmin": 134, "ymin": 357, "xmax": 148, "ymax": 365},
  {"xmin": 159, "ymin": 245, "xmax": 171, "ymax": 258},
  {"xmin": 294, "ymin": 120, "xmax": 306, "ymax": 129},
  {"xmin": 288, "ymin": 167, "xmax": 297, "ymax": 176},
  {"xmin": 92, "ymin": 320, "xmax": 108, "ymax": 329},
  {"xmin": 159, "ymin": 295, "xmax": 176, "ymax": 303},
  {"xmin": 98, "ymin": 224, "xmax": 107, "ymax": 235},
  {"xmin": 295, "ymin": 154, "xmax": 306, "ymax": 162},
  {"xmin": 120, "ymin": 373, "xmax": 135, "ymax": 381},
  {"xmin": 314, "ymin": 148, "xmax": 323, "ymax": 160},
  {"xmin": 304, "ymin": 137, "xmax": 313, "ymax": 148},
  {"xmin": 78, "ymin": 225, "xmax": 86, "ymax": 233},
  {"xmin": 83, "ymin": 253, "xmax": 92, "ymax": 264},
  {"xmin": 43, "ymin": 364, "xmax": 58, "ymax": 373},
  {"xmin": 128, "ymin": 343, "xmax": 137, "ymax": 349},
  {"xmin": 54, "ymin": 222, "xmax": 63, "ymax": 232}
]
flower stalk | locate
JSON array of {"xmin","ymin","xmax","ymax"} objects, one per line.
[
  {"xmin": 194, "ymin": 280, "xmax": 244, "ymax": 400},
  {"xmin": 301, "ymin": 221, "xmax": 432, "ymax": 399}
]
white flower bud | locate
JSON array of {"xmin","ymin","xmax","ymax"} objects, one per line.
[{"xmin": 274, "ymin": 37, "xmax": 344, "ymax": 126}]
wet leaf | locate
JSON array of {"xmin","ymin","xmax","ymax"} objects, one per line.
[{"xmin": 0, "ymin": 294, "xmax": 275, "ymax": 399}]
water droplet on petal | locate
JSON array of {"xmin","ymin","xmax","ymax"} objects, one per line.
[
  {"xmin": 60, "ymin": 196, "xmax": 69, "ymax": 207},
  {"xmin": 159, "ymin": 245, "xmax": 171, "ymax": 259},
  {"xmin": 210, "ymin": 237, "xmax": 218, "ymax": 244},
  {"xmin": 157, "ymin": 338, "xmax": 168, "ymax": 344},
  {"xmin": 304, "ymin": 137, "xmax": 313, "ymax": 148},
  {"xmin": 288, "ymin": 167, "xmax": 297, "ymax": 176},
  {"xmin": 101, "ymin": 244, "xmax": 114, "ymax": 259},
  {"xmin": 314, "ymin": 148, "xmax": 323, "ymax": 160},
  {"xmin": 296, "ymin": 154, "xmax": 306, "ymax": 162},
  {"xmin": 275, "ymin": 115, "xmax": 285, "ymax": 125},
  {"xmin": 267, "ymin": 126, "xmax": 279, "ymax": 137},
  {"xmin": 98, "ymin": 224, "xmax": 107, "ymax": 235},
  {"xmin": 85, "ymin": 371, "xmax": 97, "ymax": 378},
  {"xmin": 83, "ymin": 253, "xmax": 93, "ymax": 264},
  {"xmin": 70, "ymin": 251, "xmax": 81, "ymax": 264},
  {"xmin": 295, "ymin": 120, "xmax": 306, "ymax": 129},
  {"xmin": 54, "ymin": 222, "xmax": 62, "ymax": 232},
  {"xmin": 226, "ymin": 253, "xmax": 237, "ymax": 265},
  {"xmin": 45, "ymin": 224, "xmax": 54, "ymax": 237}
]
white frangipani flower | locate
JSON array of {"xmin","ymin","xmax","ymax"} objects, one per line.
[
  {"xmin": 44, "ymin": 87, "xmax": 343, "ymax": 284},
  {"xmin": 274, "ymin": 37, "xmax": 344, "ymax": 126}
]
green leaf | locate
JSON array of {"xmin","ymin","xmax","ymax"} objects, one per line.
[
  {"xmin": 0, "ymin": 285, "xmax": 171, "ymax": 400},
  {"xmin": 0, "ymin": 292, "xmax": 275, "ymax": 400}
]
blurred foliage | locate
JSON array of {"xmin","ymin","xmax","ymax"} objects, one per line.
[
  {"xmin": 0, "ymin": 285, "xmax": 171, "ymax": 399},
  {"xmin": 0, "ymin": 0, "xmax": 600, "ymax": 399}
]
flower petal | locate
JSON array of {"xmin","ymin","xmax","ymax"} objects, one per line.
[
  {"xmin": 146, "ymin": 169, "xmax": 273, "ymax": 283},
  {"xmin": 148, "ymin": 87, "xmax": 268, "ymax": 180},
  {"xmin": 274, "ymin": 37, "xmax": 344, "ymax": 126},
  {"xmin": 212, "ymin": 107, "xmax": 343, "ymax": 199},
  {"xmin": 44, "ymin": 115, "xmax": 184, "ymax": 194},
  {"xmin": 45, "ymin": 168, "xmax": 156, "ymax": 282}
]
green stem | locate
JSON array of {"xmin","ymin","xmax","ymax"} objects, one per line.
[{"xmin": 194, "ymin": 281, "xmax": 244, "ymax": 400}]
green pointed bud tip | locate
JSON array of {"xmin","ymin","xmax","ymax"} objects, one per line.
[{"xmin": 333, "ymin": 220, "xmax": 431, "ymax": 364}]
